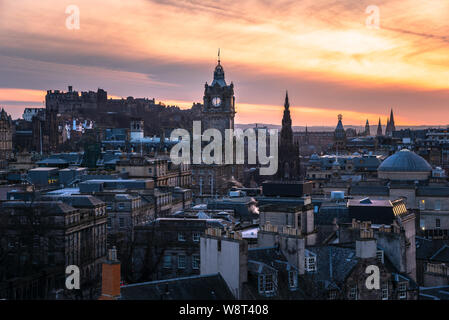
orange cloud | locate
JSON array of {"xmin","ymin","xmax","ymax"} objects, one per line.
[{"xmin": 1, "ymin": 0, "xmax": 449, "ymax": 124}]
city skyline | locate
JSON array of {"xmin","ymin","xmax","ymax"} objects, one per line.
[{"xmin": 1, "ymin": 0, "xmax": 449, "ymax": 125}]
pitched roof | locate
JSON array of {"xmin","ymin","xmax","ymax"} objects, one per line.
[
  {"xmin": 120, "ymin": 274, "xmax": 234, "ymax": 300},
  {"xmin": 416, "ymin": 237, "xmax": 449, "ymax": 261},
  {"xmin": 304, "ymin": 246, "xmax": 359, "ymax": 285}
]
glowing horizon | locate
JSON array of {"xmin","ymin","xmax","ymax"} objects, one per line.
[{"xmin": 0, "ymin": 0, "xmax": 448, "ymax": 125}]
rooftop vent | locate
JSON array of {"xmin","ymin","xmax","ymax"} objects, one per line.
[{"xmin": 359, "ymin": 197, "xmax": 372, "ymax": 204}]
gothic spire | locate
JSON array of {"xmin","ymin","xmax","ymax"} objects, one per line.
[
  {"xmin": 389, "ymin": 108, "xmax": 396, "ymax": 132},
  {"xmin": 365, "ymin": 119, "xmax": 370, "ymax": 136},
  {"xmin": 281, "ymin": 90, "xmax": 293, "ymax": 144},
  {"xmin": 284, "ymin": 90, "xmax": 290, "ymax": 109},
  {"xmin": 377, "ymin": 117, "xmax": 383, "ymax": 136}
]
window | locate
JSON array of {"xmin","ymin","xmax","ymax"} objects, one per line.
[
  {"xmin": 163, "ymin": 255, "xmax": 171, "ymax": 268},
  {"xmin": 377, "ymin": 250, "xmax": 384, "ymax": 264},
  {"xmin": 420, "ymin": 219, "xmax": 426, "ymax": 231},
  {"xmin": 192, "ymin": 255, "xmax": 200, "ymax": 269},
  {"xmin": 119, "ymin": 217, "xmax": 125, "ymax": 228},
  {"xmin": 436, "ymin": 218, "xmax": 441, "ymax": 229},
  {"xmin": 193, "ymin": 232, "xmax": 200, "ymax": 242},
  {"xmin": 258, "ymin": 274, "xmax": 275, "ymax": 295},
  {"xmin": 349, "ymin": 286, "xmax": 358, "ymax": 300},
  {"xmin": 288, "ymin": 271, "xmax": 297, "ymax": 289},
  {"xmin": 305, "ymin": 256, "xmax": 316, "ymax": 272},
  {"xmin": 419, "ymin": 200, "xmax": 425, "ymax": 210},
  {"xmin": 118, "ymin": 203, "xmax": 125, "ymax": 210},
  {"xmin": 435, "ymin": 200, "xmax": 441, "ymax": 211},
  {"xmin": 328, "ymin": 290, "xmax": 337, "ymax": 300},
  {"xmin": 107, "ymin": 217, "xmax": 111, "ymax": 228},
  {"xmin": 178, "ymin": 255, "xmax": 186, "ymax": 269},
  {"xmin": 382, "ymin": 285, "xmax": 389, "ymax": 300},
  {"xmin": 399, "ymin": 283, "xmax": 407, "ymax": 299},
  {"xmin": 178, "ymin": 233, "xmax": 186, "ymax": 242}
]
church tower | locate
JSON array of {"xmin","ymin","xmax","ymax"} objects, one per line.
[
  {"xmin": 277, "ymin": 91, "xmax": 300, "ymax": 180},
  {"xmin": 201, "ymin": 50, "xmax": 235, "ymax": 135},
  {"xmin": 389, "ymin": 108, "xmax": 396, "ymax": 133},
  {"xmin": 376, "ymin": 117, "xmax": 383, "ymax": 136},
  {"xmin": 385, "ymin": 109, "xmax": 395, "ymax": 137},
  {"xmin": 334, "ymin": 114, "xmax": 346, "ymax": 150},
  {"xmin": 364, "ymin": 119, "xmax": 370, "ymax": 136}
]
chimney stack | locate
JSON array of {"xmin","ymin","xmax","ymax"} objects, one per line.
[
  {"xmin": 355, "ymin": 225, "xmax": 377, "ymax": 259},
  {"xmin": 98, "ymin": 246, "xmax": 121, "ymax": 300}
]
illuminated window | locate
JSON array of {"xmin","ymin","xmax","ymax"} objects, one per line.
[{"xmin": 419, "ymin": 200, "xmax": 425, "ymax": 210}]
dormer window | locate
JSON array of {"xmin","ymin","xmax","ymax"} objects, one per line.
[{"xmin": 258, "ymin": 274, "xmax": 276, "ymax": 296}]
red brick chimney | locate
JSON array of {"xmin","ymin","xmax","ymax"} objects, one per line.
[{"xmin": 98, "ymin": 247, "xmax": 121, "ymax": 300}]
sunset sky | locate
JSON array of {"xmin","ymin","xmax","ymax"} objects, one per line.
[{"xmin": 0, "ymin": 0, "xmax": 448, "ymax": 126}]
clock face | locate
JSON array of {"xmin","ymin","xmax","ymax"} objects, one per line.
[{"xmin": 212, "ymin": 96, "xmax": 221, "ymax": 107}]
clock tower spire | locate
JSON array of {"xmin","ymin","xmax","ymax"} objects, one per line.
[{"xmin": 202, "ymin": 51, "xmax": 236, "ymax": 135}]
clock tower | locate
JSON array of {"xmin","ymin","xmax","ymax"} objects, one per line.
[{"xmin": 202, "ymin": 51, "xmax": 236, "ymax": 135}]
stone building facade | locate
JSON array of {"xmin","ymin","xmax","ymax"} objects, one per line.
[{"xmin": 0, "ymin": 108, "xmax": 13, "ymax": 163}]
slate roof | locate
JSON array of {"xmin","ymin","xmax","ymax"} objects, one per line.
[
  {"xmin": 416, "ymin": 237, "xmax": 449, "ymax": 261},
  {"xmin": 248, "ymin": 246, "xmax": 288, "ymax": 265},
  {"xmin": 430, "ymin": 245, "xmax": 449, "ymax": 263},
  {"xmin": 59, "ymin": 195, "xmax": 105, "ymax": 208},
  {"xmin": 1, "ymin": 201, "xmax": 77, "ymax": 214},
  {"xmin": 315, "ymin": 203, "xmax": 350, "ymax": 225},
  {"xmin": 120, "ymin": 273, "xmax": 234, "ymax": 300},
  {"xmin": 416, "ymin": 186, "xmax": 449, "ymax": 197},
  {"xmin": 350, "ymin": 185, "xmax": 389, "ymax": 196},
  {"xmin": 419, "ymin": 286, "xmax": 449, "ymax": 300},
  {"xmin": 304, "ymin": 246, "xmax": 359, "ymax": 285}
]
